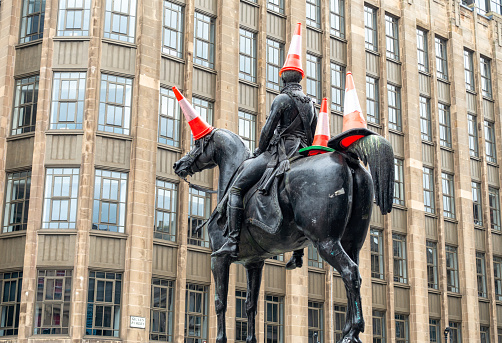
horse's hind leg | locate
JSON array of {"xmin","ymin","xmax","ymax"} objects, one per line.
[
  {"xmin": 245, "ymin": 261, "xmax": 264, "ymax": 343},
  {"xmin": 211, "ymin": 256, "xmax": 232, "ymax": 343}
]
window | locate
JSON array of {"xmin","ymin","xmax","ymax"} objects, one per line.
[
  {"xmin": 420, "ymin": 96, "xmax": 432, "ymax": 141},
  {"xmin": 449, "ymin": 321, "xmax": 462, "ymax": 343},
  {"xmin": 435, "ymin": 37, "xmax": 448, "ymax": 80},
  {"xmin": 438, "ymin": 103, "xmax": 452, "ymax": 148},
  {"xmin": 494, "ymin": 256, "xmax": 502, "ymax": 301},
  {"xmin": 417, "ymin": 28, "xmax": 429, "ymax": 72},
  {"xmin": 194, "ymin": 12, "xmax": 215, "ymax": 68},
  {"xmin": 481, "ymin": 326, "xmax": 490, "ymax": 343},
  {"xmin": 98, "ymin": 74, "xmax": 133, "ymax": 135},
  {"xmin": 385, "ymin": 15, "xmax": 399, "ymax": 60},
  {"xmin": 0, "ymin": 271, "xmax": 22, "ymax": 337},
  {"xmin": 57, "ymin": 0, "xmax": 91, "ymax": 36},
  {"xmin": 162, "ymin": 1, "xmax": 183, "ymax": 58},
  {"xmin": 393, "ymin": 233, "xmax": 407, "ymax": 283},
  {"xmin": 306, "ymin": 53, "xmax": 322, "ymax": 104},
  {"xmin": 364, "ymin": 6, "xmax": 378, "ymax": 51},
  {"xmin": 423, "ymin": 167, "xmax": 435, "ymax": 214},
  {"xmin": 267, "ymin": 0, "xmax": 284, "ymax": 13},
  {"xmin": 187, "ymin": 188, "xmax": 211, "ymax": 248},
  {"xmin": 498, "ymin": 328, "xmax": 502, "ymax": 343},
  {"xmin": 86, "ymin": 271, "xmax": 122, "ymax": 337},
  {"xmin": 366, "ymin": 76, "xmax": 379, "ymax": 124},
  {"xmin": 185, "ymin": 284, "xmax": 208, "ymax": 343},
  {"xmin": 476, "ymin": 252, "xmax": 488, "ymax": 298},
  {"xmin": 238, "ymin": 111, "xmax": 256, "ymax": 151},
  {"xmin": 192, "ymin": 98, "xmax": 214, "ymax": 144},
  {"xmin": 266, "ymin": 39, "xmax": 284, "ymax": 91},
  {"xmin": 158, "ymin": 87, "xmax": 181, "ymax": 147},
  {"xmin": 394, "ymin": 158, "xmax": 405, "ymax": 206},
  {"xmin": 371, "ymin": 229, "xmax": 384, "ymax": 279},
  {"xmin": 11, "ymin": 75, "xmax": 39, "ymax": 135},
  {"xmin": 235, "ymin": 290, "xmax": 247, "ymax": 342},
  {"xmin": 442, "ymin": 173, "xmax": 455, "ymax": 219},
  {"xmin": 333, "ymin": 304, "xmax": 346, "ymax": 342},
  {"xmin": 50, "ymin": 72, "xmax": 86, "ymax": 130},
  {"xmin": 103, "ymin": 0, "xmax": 137, "ymax": 43},
  {"xmin": 387, "ymin": 84, "xmax": 402, "ymax": 131},
  {"xmin": 490, "ymin": 0, "xmax": 502, "ymax": 15},
  {"xmin": 270, "ymin": 254, "xmax": 284, "ymax": 261},
  {"xmin": 429, "ymin": 318, "xmax": 440, "ymax": 343},
  {"xmin": 468, "ymin": 114, "xmax": 479, "ymax": 158},
  {"xmin": 464, "ymin": 50, "xmax": 475, "ymax": 92},
  {"xmin": 34, "ymin": 270, "xmax": 72, "ymax": 334},
  {"xmin": 150, "ymin": 278, "xmax": 174, "ymax": 341},
  {"xmin": 3, "ymin": 171, "xmax": 31, "ymax": 233},
  {"xmin": 446, "ymin": 245, "xmax": 459, "ymax": 293},
  {"xmin": 426, "ymin": 241, "xmax": 438, "ymax": 289},
  {"xmin": 308, "ymin": 244, "xmax": 323, "ymax": 268},
  {"xmin": 155, "ymin": 180, "xmax": 177, "ymax": 241},
  {"xmin": 330, "ymin": 0, "xmax": 345, "ymax": 38},
  {"xmin": 472, "ymin": 182, "xmax": 483, "ymax": 226},
  {"xmin": 395, "ymin": 314, "xmax": 409, "ymax": 343},
  {"xmin": 239, "ymin": 29, "xmax": 256, "ymax": 82},
  {"xmin": 489, "ymin": 188, "xmax": 501, "ymax": 231},
  {"xmin": 331, "ymin": 63, "xmax": 345, "ymax": 112},
  {"xmin": 20, "ymin": 0, "xmax": 46, "ymax": 43},
  {"xmin": 306, "ymin": 0, "xmax": 321, "ymax": 28},
  {"xmin": 481, "ymin": 57, "xmax": 492, "ymax": 99},
  {"xmin": 265, "ymin": 295, "xmax": 284, "ymax": 343},
  {"xmin": 485, "ymin": 121, "xmax": 497, "ymax": 163},
  {"xmin": 92, "ymin": 169, "xmax": 128, "ymax": 233},
  {"xmin": 372, "ymin": 310, "xmax": 386, "ymax": 343},
  {"xmin": 308, "ymin": 301, "xmax": 323, "ymax": 343},
  {"xmin": 42, "ymin": 168, "xmax": 80, "ymax": 229}
]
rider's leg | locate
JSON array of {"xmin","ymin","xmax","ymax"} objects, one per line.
[{"xmin": 285, "ymin": 249, "xmax": 304, "ymax": 270}]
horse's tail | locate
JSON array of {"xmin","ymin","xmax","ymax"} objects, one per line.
[{"xmin": 346, "ymin": 135, "xmax": 394, "ymax": 215}]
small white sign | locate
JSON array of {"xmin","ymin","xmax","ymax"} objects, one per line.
[{"xmin": 130, "ymin": 316, "xmax": 146, "ymax": 329}]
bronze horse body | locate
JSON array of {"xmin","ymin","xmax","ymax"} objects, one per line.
[{"xmin": 173, "ymin": 128, "xmax": 394, "ymax": 343}]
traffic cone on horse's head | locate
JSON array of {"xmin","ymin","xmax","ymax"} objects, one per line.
[
  {"xmin": 299, "ymin": 98, "xmax": 335, "ymax": 156},
  {"xmin": 280, "ymin": 23, "xmax": 304, "ymax": 78},
  {"xmin": 172, "ymin": 86, "xmax": 213, "ymax": 140}
]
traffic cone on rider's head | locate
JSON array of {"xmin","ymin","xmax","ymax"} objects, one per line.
[
  {"xmin": 172, "ymin": 87, "xmax": 213, "ymax": 140},
  {"xmin": 299, "ymin": 98, "xmax": 335, "ymax": 156},
  {"xmin": 280, "ymin": 23, "xmax": 304, "ymax": 78}
]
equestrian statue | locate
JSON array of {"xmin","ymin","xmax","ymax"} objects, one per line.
[{"xmin": 173, "ymin": 23, "xmax": 394, "ymax": 343}]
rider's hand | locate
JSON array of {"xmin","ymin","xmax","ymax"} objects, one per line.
[{"xmin": 253, "ymin": 148, "xmax": 262, "ymax": 157}]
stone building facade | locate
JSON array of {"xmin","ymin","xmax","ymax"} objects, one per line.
[{"xmin": 0, "ymin": 0, "xmax": 502, "ymax": 341}]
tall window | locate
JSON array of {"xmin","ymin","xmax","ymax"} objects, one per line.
[
  {"xmin": 306, "ymin": 0, "xmax": 321, "ymax": 28},
  {"xmin": 442, "ymin": 173, "xmax": 455, "ymax": 219},
  {"xmin": 370, "ymin": 229, "xmax": 384, "ymax": 279},
  {"xmin": 472, "ymin": 182, "xmax": 483, "ymax": 226},
  {"xmin": 387, "ymin": 84, "xmax": 402, "ymax": 131},
  {"xmin": 366, "ymin": 76, "xmax": 379, "ymax": 124},
  {"xmin": 57, "ymin": 0, "xmax": 91, "ymax": 36},
  {"xmin": 20, "ymin": 0, "xmax": 46, "ymax": 43},
  {"xmin": 155, "ymin": 180, "xmax": 177, "ymax": 241},
  {"xmin": 0, "ymin": 271, "xmax": 22, "ymax": 337},
  {"xmin": 420, "ymin": 96, "xmax": 432, "ymax": 141},
  {"xmin": 150, "ymin": 278, "xmax": 174, "ymax": 341},
  {"xmin": 476, "ymin": 252, "xmax": 488, "ymax": 298},
  {"xmin": 42, "ymin": 168, "xmax": 80, "ymax": 229},
  {"xmin": 435, "ymin": 37, "xmax": 448, "ymax": 80},
  {"xmin": 194, "ymin": 12, "xmax": 215, "ymax": 68},
  {"xmin": 394, "ymin": 158, "xmax": 405, "ymax": 206},
  {"xmin": 239, "ymin": 29, "xmax": 257, "ymax": 82},
  {"xmin": 468, "ymin": 114, "xmax": 479, "ymax": 158},
  {"xmin": 191, "ymin": 97, "xmax": 214, "ymax": 146},
  {"xmin": 3, "ymin": 171, "xmax": 31, "ymax": 233},
  {"xmin": 103, "ymin": 0, "xmax": 137, "ymax": 43},
  {"xmin": 34, "ymin": 270, "xmax": 72, "ymax": 334},
  {"xmin": 395, "ymin": 314, "xmax": 409, "ymax": 343},
  {"xmin": 185, "ymin": 284, "xmax": 208, "ymax": 343},
  {"xmin": 372, "ymin": 310, "xmax": 386, "ymax": 343},
  {"xmin": 480, "ymin": 326, "xmax": 490, "ymax": 343},
  {"xmin": 235, "ymin": 290, "xmax": 247, "ymax": 343},
  {"xmin": 266, "ymin": 39, "xmax": 284, "ymax": 91},
  {"xmin": 429, "ymin": 318, "xmax": 440, "ymax": 343},
  {"xmin": 393, "ymin": 233, "xmax": 407, "ymax": 283},
  {"xmin": 92, "ymin": 169, "xmax": 128, "ymax": 233},
  {"xmin": 238, "ymin": 111, "xmax": 256, "ymax": 150},
  {"xmin": 331, "ymin": 63, "xmax": 345, "ymax": 112},
  {"xmin": 158, "ymin": 87, "xmax": 181, "ymax": 147},
  {"xmin": 426, "ymin": 241, "xmax": 438, "ymax": 289},
  {"xmin": 498, "ymin": 328, "xmax": 502, "ymax": 343},
  {"xmin": 162, "ymin": 1, "xmax": 184, "ymax": 58},
  {"xmin": 12, "ymin": 75, "xmax": 39, "ymax": 135},
  {"xmin": 464, "ymin": 50, "xmax": 475, "ymax": 92},
  {"xmin": 364, "ymin": 6, "xmax": 378, "ymax": 51},
  {"xmin": 86, "ymin": 271, "xmax": 122, "ymax": 337},
  {"xmin": 267, "ymin": 0, "xmax": 284, "ymax": 13},
  {"xmin": 446, "ymin": 245, "xmax": 459, "ymax": 293},
  {"xmin": 438, "ymin": 103, "xmax": 452, "ymax": 148},
  {"xmin": 333, "ymin": 304, "xmax": 346, "ymax": 341},
  {"xmin": 480, "ymin": 56, "xmax": 492, "ymax": 99},
  {"xmin": 417, "ymin": 28, "xmax": 429, "ymax": 72},
  {"xmin": 187, "ymin": 188, "xmax": 211, "ymax": 248},
  {"xmin": 489, "ymin": 187, "xmax": 501, "ymax": 231},
  {"xmin": 385, "ymin": 15, "xmax": 399, "ymax": 60},
  {"xmin": 98, "ymin": 74, "xmax": 133, "ymax": 135},
  {"xmin": 330, "ymin": 0, "xmax": 344, "ymax": 38},
  {"xmin": 423, "ymin": 167, "xmax": 435, "ymax": 214},
  {"xmin": 265, "ymin": 295, "xmax": 284, "ymax": 343},
  {"xmin": 494, "ymin": 256, "xmax": 502, "ymax": 301},
  {"xmin": 50, "ymin": 72, "xmax": 86, "ymax": 130},
  {"xmin": 485, "ymin": 121, "xmax": 497, "ymax": 163},
  {"xmin": 306, "ymin": 53, "xmax": 322, "ymax": 103},
  {"xmin": 449, "ymin": 321, "xmax": 462, "ymax": 343},
  {"xmin": 308, "ymin": 302, "xmax": 323, "ymax": 343},
  {"xmin": 308, "ymin": 245, "xmax": 323, "ymax": 268}
]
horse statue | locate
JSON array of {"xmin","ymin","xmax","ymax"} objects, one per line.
[{"xmin": 173, "ymin": 128, "xmax": 394, "ymax": 343}]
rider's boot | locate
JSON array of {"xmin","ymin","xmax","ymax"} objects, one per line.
[
  {"xmin": 285, "ymin": 249, "xmax": 304, "ymax": 270},
  {"xmin": 212, "ymin": 187, "xmax": 244, "ymax": 258}
]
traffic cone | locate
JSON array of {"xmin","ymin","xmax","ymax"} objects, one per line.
[
  {"xmin": 280, "ymin": 23, "xmax": 304, "ymax": 78},
  {"xmin": 299, "ymin": 98, "xmax": 335, "ymax": 156},
  {"xmin": 172, "ymin": 87, "xmax": 214, "ymax": 140}
]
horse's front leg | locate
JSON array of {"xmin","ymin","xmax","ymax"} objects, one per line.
[
  {"xmin": 245, "ymin": 261, "xmax": 265, "ymax": 343},
  {"xmin": 211, "ymin": 255, "xmax": 232, "ymax": 343}
]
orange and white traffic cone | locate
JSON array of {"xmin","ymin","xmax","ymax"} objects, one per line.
[
  {"xmin": 280, "ymin": 23, "xmax": 304, "ymax": 78},
  {"xmin": 173, "ymin": 86, "xmax": 214, "ymax": 140},
  {"xmin": 299, "ymin": 98, "xmax": 335, "ymax": 156}
]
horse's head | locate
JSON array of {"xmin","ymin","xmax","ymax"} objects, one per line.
[{"xmin": 173, "ymin": 130, "xmax": 218, "ymax": 178}]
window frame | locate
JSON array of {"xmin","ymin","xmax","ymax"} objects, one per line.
[
  {"xmin": 387, "ymin": 84, "xmax": 402, "ymax": 131},
  {"xmin": 92, "ymin": 169, "xmax": 128, "ymax": 233},
  {"xmin": 366, "ymin": 76, "xmax": 379, "ymax": 124},
  {"xmin": 158, "ymin": 87, "xmax": 181, "ymax": 147},
  {"xmin": 364, "ymin": 5, "xmax": 378, "ymax": 52},
  {"xmin": 266, "ymin": 38, "xmax": 285, "ymax": 91},
  {"xmin": 489, "ymin": 187, "xmax": 501, "ymax": 231},
  {"xmin": 98, "ymin": 73, "xmax": 133, "ymax": 135},
  {"xmin": 464, "ymin": 49, "xmax": 475, "ymax": 92},
  {"xmin": 330, "ymin": 0, "xmax": 345, "ymax": 38},
  {"xmin": 446, "ymin": 245, "xmax": 460, "ymax": 293},
  {"xmin": 154, "ymin": 179, "xmax": 178, "ymax": 242},
  {"xmin": 417, "ymin": 28, "xmax": 429, "ymax": 73},
  {"xmin": 333, "ymin": 304, "xmax": 346, "ymax": 342},
  {"xmin": 468, "ymin": 114, "xmax": 479, "ymax": 158},
  {"xmin": 485, "ymin": 120, "xmax": 497, "ymax": 163},
  {"xmin": 370, "ymin": 228, "xmax": 385, "ymax": 280},
  {"xmin": 0, "ymin": 271, "xmax": 23, "ymax": 337},
  {"xmin": 494, "ymin": 256, "xmax": 502, "ymax": 301},
  {"xmin": 372, "ymin": 310, "xmax": 386, "ymax": 343},
  {"xmin": 395, "ymin": 314, "xmax": 409, "ymax": 343},
  {"xmin": 438, "ymin": 103, "xmax": 452, "ymax": 149},
  {"xmin": 42, "ymin": 168, "xmax": 80, "ymax": 229},
  {"xmin": 306, "ymin": 53, "xmax": 322, "ymax": 104},
  {"xmin": 476, "ymin": 252, "xmax": 488, "ymax": 298},
  {"xmin": 2, "ymin": 170, "xmax": 31, "ymax": 233},
  {"xmin": 235, "ymin": 290, "xmax": 248, "ymax": 342},
  {"xmin": 420, "ymin": 96, "xmax": 432, "ymax": 142},
  {"xmin": 449, "ymin": 321, "xmax": 462, "ymax": 343},
  {"xmin": 330, "ymin": 63, "xmax": 345, "ymax": 112},
  {"xmin": 472, "ymin": 181, "xmax": 483, "ymax": 227},
  {"xmin": 187, "ymin": 188, "xmax": 211, "ymax": 248},
  {"xmin": 442, "ymin": 172, "xmax": 456, "ymax": 219},
  {"xmin": 150, "ymin": 278, "xmax": 175, "ymax": 341},
  {"xmin": 50, "ymin": 72, "xmax": 86, "ymax": 130},
  {"xmin": 308, "ymin": 244, "xmax": 323, "ymax": 268},
  {"xmin": 392, "ymin": 233, "xmax": 408, "ymax": 284},
  {"xmin": 423, "ymin": 167, "xmax": 435, "ymax": 214},
  {"xmin": 239, "ymin": 28, "xmax": 257, "ymax": 83},
  {"xmin": 480, "ymin": 56, "xmax": 493, "ymax": 99},
  {"xmin": 238, "ymin": 110, "xmax": 257, "ymax": 151},
  {"xmin": 385, "ymin": 14, "xmax": 399, "ymax": 60},
  {"xmin": 435, "ymin": 37, "xmax": 448, "ymax": 81},
  {"xmin": 103, "ymin": 0, "xmax": 137, "ymax": 43},
  {"xmin": 429, "ymin": 318, "xmax": 440, "ymax": 343},
  {"xmin": 306, "ymin": 0, "xmax": 321, "ymax": 29},
  {"xmin": 393, "ymin": 158, "xmax": 405, "ymax": 206},
  {"xmin": 57, "ymin": 0, "xmax": 91, "ymax": 37},
  {"xmin": 265, "ymin": 295, "xmax": 284, "ymax": 343},
  {"xmin": 162, "ymin": 1, "xmax": 184, "ymax": 58},
  {"xmin": 480, "ymin": 325, "xmax": 490, "ymax": 343},
  {"xmin": 19, "ymin": 0, "xmax": 46, "ymax": 43},
  {"xmin": 184, "ymin": 284, "xmax": 209, "ymax": 342},
  {"xmin": 11, "ymin": 75, "xmax": 39, "ymax": 135},
  {"xmin": 426, "ymin": 241, "xmax": 439, "ymax": 290},
  {"xmin": 308, "ymin": 301, "xmax": 323, "ymax": 343},
  {"xmin": 193, "ymin": 11, "xmax": 215, "ymax": 69},
  {"xmin": 267, "ymin": 0, "xmax": 284, "ymax": 14}
]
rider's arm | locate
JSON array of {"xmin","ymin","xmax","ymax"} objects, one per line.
[{"xmin": 257, "ymin": 95, "xmax": 287, "ymax": 152}]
